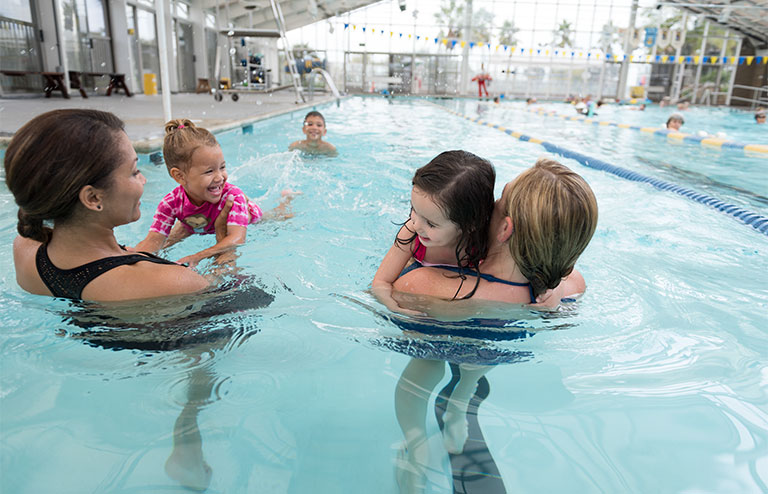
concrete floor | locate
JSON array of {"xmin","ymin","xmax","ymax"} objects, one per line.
[{"xmin": 0, "ymin": 89, "xmax": 337, "ymax": 152}]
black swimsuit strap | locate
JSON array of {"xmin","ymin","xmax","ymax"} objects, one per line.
[{"xmin": 36, "ymin": 243, "xmax": 178, "ymax": 300}]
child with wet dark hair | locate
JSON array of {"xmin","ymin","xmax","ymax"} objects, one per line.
[
  {"xmin": 288, "ymin": 111, "xmax": 337, "ymax": 156},
  {"xmin": 372, "ymin": 150, "xmax": 496, "ymax": 312}
]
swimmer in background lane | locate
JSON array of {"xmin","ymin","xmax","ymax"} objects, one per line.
[
  {"xmin": 755, "ymin": 108, "xmax": 766, "ymax": 124},
  {"xmin": 666, "ymin": 113, "xmax": 684, "ymax": 131},
  {"xmin": 289, "ymin": 110, "xmax": 338, "ymax": 156},
  {"xmin": 135, "ymin": 119, "xmax": 297, "ymax": 268}
]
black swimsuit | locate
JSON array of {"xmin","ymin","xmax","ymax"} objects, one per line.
[{"xmin": 36, "ymin": 243, "xmax": 178, "ymax": 300}]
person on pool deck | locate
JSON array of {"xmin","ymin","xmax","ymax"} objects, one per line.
[
  {"xmin": 666, "ymin": 113, "xmax": 684, "ymax": 131},
  {"xmin": 6, "ymin": 109, "xmax": 215, "ymax": 302},
  {"xmin": 288, "ymin": 110, "xmax": 337, "ymax": 156},
  {"xmin": 390, "ymin": 158, "xmax": 598, "ymax": 492}
]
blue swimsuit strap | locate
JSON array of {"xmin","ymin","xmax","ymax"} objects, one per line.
[{"xmin": 399, "ymin": 261, "xmax": 536, "ymax": 304}]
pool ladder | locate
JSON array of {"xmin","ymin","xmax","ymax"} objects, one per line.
[{"xmin": 308, "ymin": 68, "xmax": 342, "ymax": 106}]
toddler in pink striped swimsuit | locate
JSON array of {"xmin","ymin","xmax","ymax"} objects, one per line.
[{"xmin": 136, "ymin": 119, "xmax": 278, "ymax": 267}]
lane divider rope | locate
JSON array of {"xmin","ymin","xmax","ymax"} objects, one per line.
[
  {"xmin": 523, "ymin": 107, "xmax": 768, "ymax": 155},
  {"xmin": 438, "ymin": 105, "xmax": 768, "ymax": 237}
]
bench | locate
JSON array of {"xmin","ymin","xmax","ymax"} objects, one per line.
[
  {"xmin": 1, "ymin": 70, "xmax": 70, "ymax": 98},
  {"xmin": 68, "ymin": 71, "xmax": 132, "ymax": 98},
  {"xmin": 0, "ymin": 70, "xmax": 131, "ymax": 98}
]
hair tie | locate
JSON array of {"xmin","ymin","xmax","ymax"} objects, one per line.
[{"xmin": 178, "ymin": 124, "xmax": 185, "ymax": 129}]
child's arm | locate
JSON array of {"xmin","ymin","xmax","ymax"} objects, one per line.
[
  {"xmin": 261, "ymin": 190, "xmax": 299, "ymax": 221},
  {"xmin": 177, "ymin": 193, "xmax": 252, "ymax": 268},
  {"xmin": 135, "ymin": 232, "xmax": 168, "ymax": 253},
  {"xmin": 178, "ymin": 224, "xmax": 246, "ymax": 268},
  {"xmin": 372, "ymin": 225, "xmax": 424, "ymax": 315}
]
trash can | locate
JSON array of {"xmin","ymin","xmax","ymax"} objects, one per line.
[{"xmin": 143, "ymin": 73, "xmax": 157, "ymax": 95}]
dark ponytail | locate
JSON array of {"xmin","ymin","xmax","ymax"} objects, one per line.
[{"xmin": 17, "ymin": 208, "xmax": 52, "ymax": 243}]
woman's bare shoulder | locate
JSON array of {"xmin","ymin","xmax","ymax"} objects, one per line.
[{"xmin": 13, "ymin": 236, "xmax": 50, "ymax": 295}]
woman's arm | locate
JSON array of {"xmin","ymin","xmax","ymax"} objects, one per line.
[{"xmin": 82, "ymin": 262, "xmax": 209, "ymax": 301}]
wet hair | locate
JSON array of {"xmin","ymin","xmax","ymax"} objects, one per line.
[
  {"xmin": 398, "ymin": 150, "xmax": 496, "ymax": 299},
  {"xmin": 503, "ymin": 158, "xmax": 598, "ymax": 297},
  {"xmin": 4, "ymin": 109, "xmax": 126, "ymax": 243},
  {"xmin": 162, "ymin": 119, "xmax": 218, "ymax": 173},
  {"xmin": 304, "ymin": 111, "xmax": 326, "ymax": 126},
  {"xmin": 666, "ymin": 113, "xmax": 684, "ymax": 128}
]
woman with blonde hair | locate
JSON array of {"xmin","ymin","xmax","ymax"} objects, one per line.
[{"xmin": 391, "ymin": 157, "xmax": 598, "ymax": 492}]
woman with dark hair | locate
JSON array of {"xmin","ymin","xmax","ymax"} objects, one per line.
[
  {"xmin": 390, "ymin": 158, "xmax": 598, "ymax": 492},
  {"xmin": 6, "ymin": 109, "xmax": 209, "ymax": 301}
]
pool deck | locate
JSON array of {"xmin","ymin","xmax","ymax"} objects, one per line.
[{"xmin": 0, "ymin": 89, "xmax": 338, "ymax": 152}]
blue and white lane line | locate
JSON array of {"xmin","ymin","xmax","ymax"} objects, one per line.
[{"xmin": 439, "ymin": 106, "xmax": 768, "ymax": 237}]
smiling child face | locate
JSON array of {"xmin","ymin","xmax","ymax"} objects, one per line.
[{"xmin": 302, "ymin": 115, "xmax": 327, "ymax": 141}]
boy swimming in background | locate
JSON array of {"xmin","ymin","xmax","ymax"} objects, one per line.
[{"xmin": 289, "ymin": 111, "xmax": 337, "ymax": 156}]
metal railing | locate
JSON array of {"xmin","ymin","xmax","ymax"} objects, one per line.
[{"xmin": 728, "ymin": 84, "xmax": 768, "ymax": 109}]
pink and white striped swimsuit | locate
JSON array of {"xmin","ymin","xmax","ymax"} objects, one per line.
[{"xmin": 149, "ymin": 183, "xmax": 262, "ymax": 236}]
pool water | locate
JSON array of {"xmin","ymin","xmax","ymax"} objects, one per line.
[
  {"xmin": 443, "ymin": 99, "xmax": 768, "ymax": 216},
  {"xmin": 1, "ymin": 97, "xmax": 767, "ymax": 493}
]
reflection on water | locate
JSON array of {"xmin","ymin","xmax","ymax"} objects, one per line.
[{"xmin": 57, "ymin": 278, "xmax": 275, "ymax": 491}]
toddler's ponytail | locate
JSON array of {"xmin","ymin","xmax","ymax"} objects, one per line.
[{"xmin": 162, "ymin": 118, "xmax": 217, "ymax": 172}]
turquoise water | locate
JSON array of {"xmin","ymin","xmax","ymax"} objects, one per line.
[
  {"xmin": 1, "ymin": 97, "xmax": 767, "ymax": 493},
  {"xmin": 453, "ymin": 99, "xmax": 768, "ymax": 215}
]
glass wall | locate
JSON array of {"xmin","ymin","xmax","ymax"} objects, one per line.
[
  {"xmin": 1, "ymin": 0, "xmax": 41, "ymax": 91},
  {"xmin": 61, "ymin": 0, "xmax": 112, "ymax": 72},
  {"xmin": 0, "ymin": 11, "xmax": 40, "ymax": 71},
  {"xmin": 126, "ymin": 4, "xmax": 162, "ymax": 92},
  {"xmin": 283, "ymin": 0, "xmax": 744, "ymax": 99}
]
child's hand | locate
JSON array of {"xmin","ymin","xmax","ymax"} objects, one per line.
[
  {"xmin": 177, "ymin": 254, "xmax": 199, "ymax": 268},
  {"xmin": 535, "ymin": 288, "xmax": 556, "ymax": 304}
]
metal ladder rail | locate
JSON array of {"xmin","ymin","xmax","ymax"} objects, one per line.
[
  {"xmin": 308, "ymin": 68, "xmax": 341, "ymax": 101},
  {"xmin": 269, "ymin": 0, "xmax": 305, "ymax": 103}
]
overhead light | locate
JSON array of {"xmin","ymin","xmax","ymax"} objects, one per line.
[{"xmin": 398, "ymin": 0, "xmax": 406, "ymax": 12}]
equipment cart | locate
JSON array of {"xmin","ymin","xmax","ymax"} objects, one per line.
[{"xmin": 212, "ymin": 28, "xmax": 282, "ymax": 102}]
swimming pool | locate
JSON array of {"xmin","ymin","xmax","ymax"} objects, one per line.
[{"xmin": 1, "ymin": 97, "xmax": 767, "ymax": 493}]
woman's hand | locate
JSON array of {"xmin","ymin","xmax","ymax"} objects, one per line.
[{"xmin": 214, "ymin": 196, "xmax": 234, "ymax": 244}]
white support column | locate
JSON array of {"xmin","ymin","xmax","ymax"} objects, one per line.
[
  {"xmin": 692, "ymin": 21, "xmax": 708, "ymax": 104},
  {"xmin": 459, "ymin": 0, "xmax": 472, "ymax": 95},
  {"xmin": 190, "ymin": 5, "xmax": 208, "ymax": 80},
  {"xmin": 53, "ymin": 0, "xmax": 70, "ymax": 90},
  {"xmin": 616, "ymin": 0, "xmax": 638, "ymax": 101},
  {"xmin": 155, "ymin": 0, "xmax": 173, "ymax": 121},
  {"xmin": 35, "ymin": 0, "xmax": 59, "ymax": 71},
  {"xmin": 725, "ymin": 37, "xmax": 742, "ymax": 106},
  {"xmin": 714, "ymin": 31, "xmax": 729, "ymax": 100},
  {"xmin": 670, "ymin": 12, "xmax": 687, "ymax": 102},
  {"xmin": 109, "ymin": 0, "xmax": 133, "ymax": 89}
]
